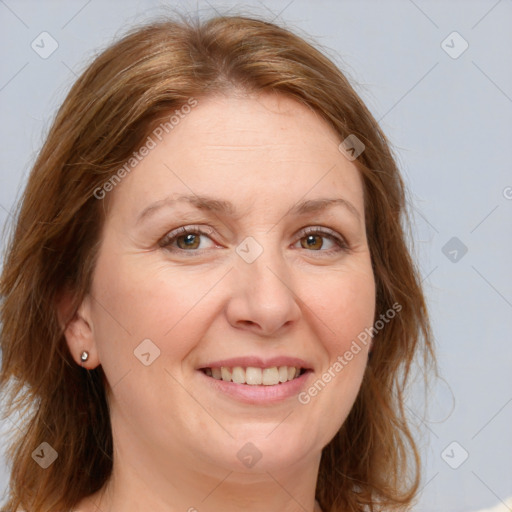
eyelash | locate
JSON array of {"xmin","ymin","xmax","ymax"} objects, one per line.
[{"xmin": 159, "ymin": 225, "xmax": 349, "ymax": 256}]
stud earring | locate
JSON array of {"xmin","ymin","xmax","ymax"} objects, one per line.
[{"xmin": 80, "ymin": 351, "xmax": 89, "ymax": 363}]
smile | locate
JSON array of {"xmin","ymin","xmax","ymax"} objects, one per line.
[{"xmin": 201, "ymin": 366, "xmax": 306, "ymax": 385}]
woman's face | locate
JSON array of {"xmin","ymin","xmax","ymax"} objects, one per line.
[{"xmin": 74, "ymin": 93, "xmax": 375, "ymax": 476}]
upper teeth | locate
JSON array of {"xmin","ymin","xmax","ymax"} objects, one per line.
[{"xmin": 205, "ymin": 366, "xmax": 301, "ymax": 385}]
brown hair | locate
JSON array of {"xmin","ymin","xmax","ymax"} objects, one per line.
[{"xmin": 0, "ymin": 12, "xmax": 436, "ymax": 512}]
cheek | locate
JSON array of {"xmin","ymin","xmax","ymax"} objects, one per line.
[
  {"xmin": 328, "ymin": 268, "xmax": 375, "ymax": 380},
  {"xmin": 332, "ymin": 273, "xmax": 375, "ymax": 347},
  {"xmin": 305, "ymin": 261, "xmax": 376, "ymax": 354},
  {"xmin": 89, "ymin": 253, "xmax": 226, "ymax": 370},
  {"xmin": 296, "ymin": 261, "xmax": 375, "ymax": 433},
  {"xmin": 88, "ymin": 258, "xmax": 223, "ymax": 436}
]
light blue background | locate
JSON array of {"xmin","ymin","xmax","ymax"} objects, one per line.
[{"xmin": 1, "ymin": 1, "xmax": 511, "ymax": 511}]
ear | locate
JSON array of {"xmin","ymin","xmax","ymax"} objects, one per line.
[{"xmin": 56, "ymin": 289, "xmax": 100, "ymax": 369}]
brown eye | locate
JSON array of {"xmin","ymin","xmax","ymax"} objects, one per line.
[
  {"xmin": 176, "ymin": 233, "xmax": 201, "ymax": 250},
  {"xmin": 294, "ymin": 227, "xmax": 349, "ymax": 254},
  {"xmin": 160, "ymin": 226, "xmax": 217, "ymax": 253},
  {"xmin": 300, "ymin": 234, "xmax": 323, "ymax": 250}
]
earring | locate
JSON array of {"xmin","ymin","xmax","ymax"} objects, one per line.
[{"xmin": 80, "ymin": 351, "xmax": 89, "ymax": 363}]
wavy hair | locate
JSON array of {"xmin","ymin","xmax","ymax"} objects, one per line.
[{"xmin": 0, "ymin": 12, "xmax": 435, "ymax": 512}]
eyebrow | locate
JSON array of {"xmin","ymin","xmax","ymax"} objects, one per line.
[{"xmin": 136, "ymin": 194, "xmax": 361, "ymax": 224}]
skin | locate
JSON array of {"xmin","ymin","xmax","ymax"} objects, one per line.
[{"xmin": 63, "ymin": 92, "xmax": 376, "ymax": 512}]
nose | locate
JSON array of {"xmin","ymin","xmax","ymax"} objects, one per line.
[{"xmin": 224, "ymin": 242, "xmax": 302, "ymax": 337}]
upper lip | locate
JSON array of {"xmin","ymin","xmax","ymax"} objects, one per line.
[{"xmin": 198, "ymin": 356, "xmax": 313, "ymax": 371}]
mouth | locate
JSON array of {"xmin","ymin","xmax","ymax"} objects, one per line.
[
  {"xmin": 197, "ymin": 357, "xmax": 313, "ymax": 403},
  {"xmin": 200, "ymin": 365, "xmax": 308, "ymax": 386}
]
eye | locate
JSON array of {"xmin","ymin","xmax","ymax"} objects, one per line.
[
  {"xmin": 160, "ymin": 226, "xmax": 217, "ymax": 252},
  {"xmin": 159, "ymin": 225, "xmax": 348, "ymax": 255},
  {"xmin": 294, "ymin": 226, "xmax": 348, "ymax": 253}
]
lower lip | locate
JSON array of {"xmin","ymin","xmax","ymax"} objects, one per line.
[{"xmin": 198, "ymin": 370, "xmax": 312, "ymax": 404}]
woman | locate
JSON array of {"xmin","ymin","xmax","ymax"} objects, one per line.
[{"xmin": 0, "ymin": 13, "xmax": 435, "ymax": 512}]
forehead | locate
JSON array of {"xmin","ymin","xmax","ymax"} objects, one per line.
[{"xmin": 106, "ymin": 92, "xmax": 365, "ymax": 221}]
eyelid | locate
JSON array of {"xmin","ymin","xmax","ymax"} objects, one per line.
[{"xmin": 298, "ymin": 225, "xmax": 343, "ymax": 239}]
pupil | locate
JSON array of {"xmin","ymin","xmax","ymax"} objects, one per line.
[
  {"xmin": 178, "ymin": 233, "xmax": 199, "ymax": 249},
  {"xmin": 303, "ymin": 235, "xmax": 322, "ymax": 250}
]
